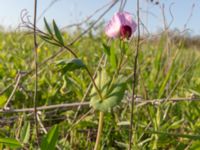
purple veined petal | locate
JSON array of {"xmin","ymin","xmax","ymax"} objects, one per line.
[{"xmin": 105, "ymin": 12, "xmax": 122, "ymax": 38}]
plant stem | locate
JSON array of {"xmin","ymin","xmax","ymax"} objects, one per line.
[
  {"xmin": 85, "ymin": 67, "xmax": 103, "ymax": 101},
  {"xmin": 94, "ymin": 111, "xmax": 104, "ymax": 150},
  {"xmin": 33, "ymin": 0, "xmax": 39, "ymax": 145},
  {"xmin": 129, "ymin": 0, "xmax": 140, "ymax": 149},
  {"xmin": 62, "ymin": 41, "xmax": 104, "ymax": 150}
]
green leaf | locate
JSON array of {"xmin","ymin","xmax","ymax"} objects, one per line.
[
  {"xmin": 20, "ymin": 121, "xmax": 30, "ymax": 144},
  {"xmin": 146, "ymin": 130, "xmax": 200, "ymax": 140},
  {"xmin": 191, "ymin": 141, "xmax": 200, "ymax": 150},
  {"xmin": 90, "ymin": 69, "xmax": 126, "ymax": 112},
  {"xmin": 117, "ymin": 121, "xmax": 130, "ymax": 126},
  {"xmin": 0, "ymin": 95, "xmax": 7, "ymax": 108},
  {"xmin": 40, "ymin": 35, "xmax": 52, "ymax": 41},
  {"xmin": 114, "ymin": 140, "xmax": 128, "ymax": 148},
  {"xmin": 91, "ymin": 83, "xmax": 125, "ymax": 112},
  {"xmin": 52, "ymin": 20, "xmax": 64, "ymax": 45},
  {"xmin": 44, "ymin": 18, "xmax": 53, "ymax": 36},
  {"xmin": 157, "ymin": 54, "xmax": 177, "ymax": 98},
  {"xmin": 56, "ymin": 58, "xmax": 86, "ymax": 73},
  {"xmin": 189, "ymin": 89, "xmax": 200, "ymax": 97},
  {"xmin": 169, "ymin": 119, "xmax": 184, "ymax": 129},
  {"xmin": 148, "ymin": 35, "xmax": 166, "ymax": 89},
  {"xmin": 60, "ymin": 75, "xmax": 68, "ymax": 94},
  {"xmin": 102, "ymin": 43, "xmax": 110, "ymax": 56},
  {"xmin": 157, "ymin": 67, "xmax": 173, "ymax": 98},
  {"xmin": 0, "ymin": 138, "xmax": 22, "ymax": 149},
  {"xmin": 40, "ymin": 35, "xmax": 61, "ymax": 47},
  {"xmin": 154, "ymin": 35, "xmax": 166, "ymax": 73},
  {"xmin": 41, "ymin": 125, "xmax": 59, "ymax": 150},
  {"xmin": 109, "ymin": 46, "xmax": 117, "ymax": 69}
]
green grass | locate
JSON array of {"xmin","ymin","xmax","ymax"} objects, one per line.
[{"xmin": 0, "ymin": 29, "xmax": 200, "ymax": 149}]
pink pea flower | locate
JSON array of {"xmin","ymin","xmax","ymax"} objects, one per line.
[{"xmin": 105, "ymin": 11, "xmax": 137, "ymax": 39}]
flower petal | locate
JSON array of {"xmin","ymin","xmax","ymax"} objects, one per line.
[{"xmin": 105, "ymin": 13, "xmax": 122, "ymax": 38}]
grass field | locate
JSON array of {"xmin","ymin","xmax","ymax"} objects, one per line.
[{"xmin": 0, "ymin": 19, "xmax": 200, "ymax": 149}]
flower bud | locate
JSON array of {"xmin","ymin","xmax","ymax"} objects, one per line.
[{"xmin": 105, "ymin": 11, "xmax": 137, "ymax": 39}]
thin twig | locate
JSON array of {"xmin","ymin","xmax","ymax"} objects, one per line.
[
  {"xmin": 135, "ymin": 97, "xmax": 200, "ymax": 107},
  {"xmin": 160, "ymin": 4, "xmax": 171, "ymax": 95},
  {"xmin": 37, "ymin": 0, "xmax": 61, "ymax": 22},
  {"xmin": 61, "ymin": 2, "xmax": 111, "ymax": 30},
  {"xmin": 129, "ymin": 0, "xmax": 140, "ymax": 149},
  {"xmin": 3, "ymin": 73, "xmax": 22, "ymax": 109},
  {"xmin": 0, "ymin": 102, "xmax": 89, "ymax": 113},
  {"xmin": 0, "ymin": 83, "xmax": 13, "ymax": 95},
  {"xmin": 121, "ymin": 0, "xmax": 127, "ymax": 11},
  {"xmin": 184, "ymin": 3, "xmax": 195, "ymax": 30},
  {"xmin": 1, "ymin": 97, "xmax": 200, "ymax": 114},
  {"xmin": 33, "ymin": 0, "xmax": 39, "ymax": 144},
  {"xmin": 37, "ymin": 113, "xmax": 47, "ymax": 134}
]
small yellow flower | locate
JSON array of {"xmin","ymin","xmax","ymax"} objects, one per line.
[
  {"xmin": 37, "ymin": 47, "xmax": 41, "ymax": 53},
  {"xmin": 44, "ymin": 46, "xmax": 48, "ymax": 51}
]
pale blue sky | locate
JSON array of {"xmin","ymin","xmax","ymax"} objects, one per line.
[{"xmin": 0, "ymin": 0, "xmax": 199, "ymax": 35}]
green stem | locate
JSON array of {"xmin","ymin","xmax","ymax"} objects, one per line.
[
  {"xmin": 94, "ymin": 112, "xmax": 104, "ymax": 150},
  {"xmin": 59, "ymin": 44, "xmax": 104, "ymax": 150},
  {"xmin": 62, "ymin": 44, "xmax": 104, "ymax": 150},
  {"xmin": 85, "ymin": 67, "xmax": 103, "ymax": 101},
  {"xmin": 129, "ymin": 0, "xmax": 140, "ymax": 149}
]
